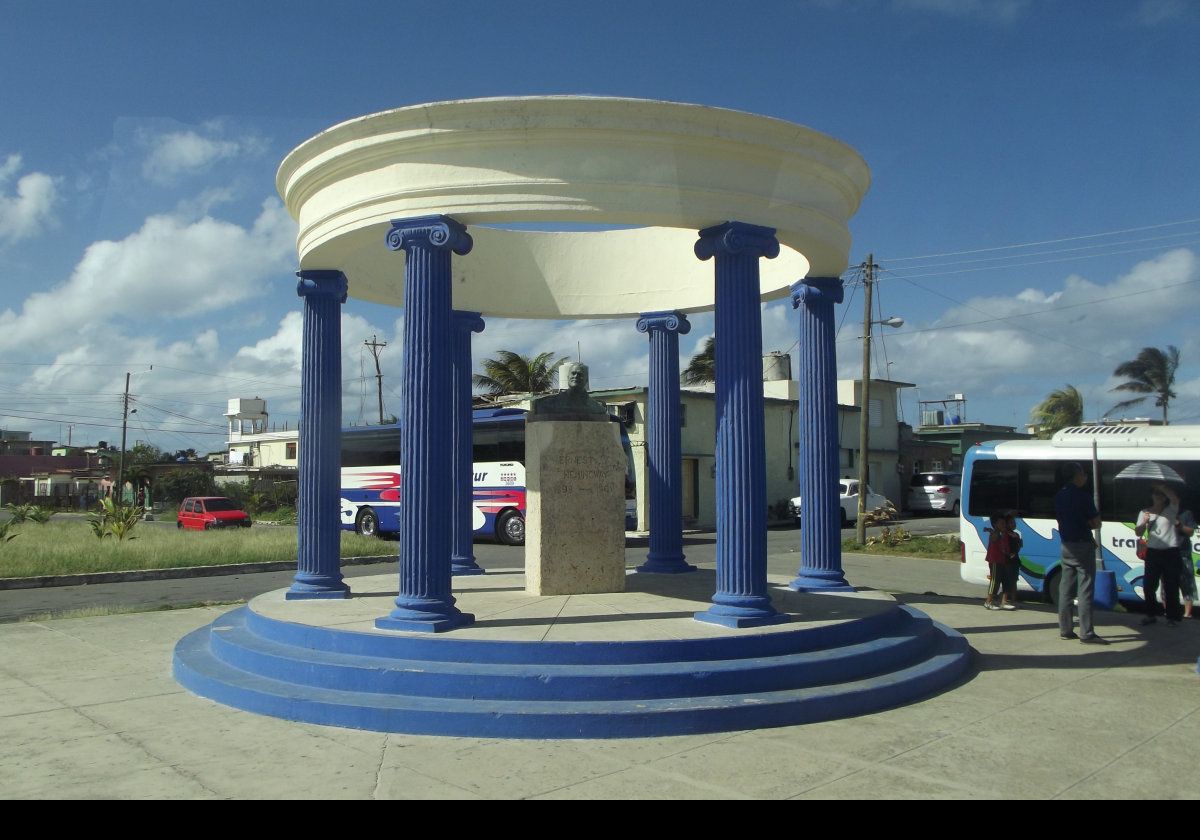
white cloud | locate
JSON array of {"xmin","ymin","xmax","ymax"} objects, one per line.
[
  {"xmin": 893, "ymin": 0, "xmax": 1031, "ymax": 24},
  {"xmin": 5, "ymin": 306, "xmax": 395, "ymax": 452},
  {"xmin": 141, "ymin": 129, "xmax": 266, "ymax": 185},
  {"xmin": 0, "ymin": 198, "xmax": 297, "ymax": 352},
  {"xmin": 878, "ymin": 248, "xmax": 1199, "ymax": 420},
  {"xmin": 0, "ymin": 154, "xmax": 58, "ymax": 244},
  {"xmin": 1135, "ymin": 0, "xmax": 1192, "ymax": 26}
]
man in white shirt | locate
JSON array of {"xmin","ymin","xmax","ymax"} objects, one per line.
[{"xmin": 1136, "ymin": 483, "xmax": 1182, "ymax": 626}]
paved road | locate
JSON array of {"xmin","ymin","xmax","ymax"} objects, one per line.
[{"xmin": 0, "ymin": 518, "xmax": 971, "ymax": 622}]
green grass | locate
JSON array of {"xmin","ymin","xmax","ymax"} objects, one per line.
[
  {"xmin": 842, "ymin": 534, "xmax": 962, "ymax": 562},
  {"xmin": 0, "ymin": 520, "xmax": 388, "ymax": 578}
]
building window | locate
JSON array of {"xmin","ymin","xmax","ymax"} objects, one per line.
[
  {"xmin": 286, "ymin": 442, "xmax": 297, "ymax": 460},
  {"xmin": 869, "ymin": 398, "xmax": 883, "ymax": 428}
]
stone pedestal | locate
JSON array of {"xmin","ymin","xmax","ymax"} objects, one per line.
[{"xmin": 526, "ymin": 421, "xmax": 627, "ymax": 596}]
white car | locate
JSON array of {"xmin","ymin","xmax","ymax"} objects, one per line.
[
  {"xmin": 907, "ymin": 471, "xmax": 962, "ymax": 516},
  {"xmin": 789, "ymin": 479, "xmax": 890, "ymax": 528}
]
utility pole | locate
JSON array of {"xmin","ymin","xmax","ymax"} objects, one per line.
[
  {"xmin": 856, "ymin": 256, "xmax": 903, "ymax": 545},
  {"xmin": 116, "ymin": 372, "xmax": 131, "ymax": 505},
  {"xmin": 365, "ymin": 335, "xmax": 387, "ymax": 424},
  {"xmin": 856, "ymin": 256, "xmax": 875, "ymax": 545}
]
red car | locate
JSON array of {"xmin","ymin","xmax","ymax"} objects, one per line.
[{"xmin": 177, "ymin": 497, "xmax": 252, "ymax": 530}]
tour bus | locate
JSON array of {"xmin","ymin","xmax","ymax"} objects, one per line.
[
  {"xmin": 339, "ymin": 407, "xmax": 636, "ymax": 546},
  {"xmin": 960, "ymin": 425, "xmax": 1200, "ymax": 605}
]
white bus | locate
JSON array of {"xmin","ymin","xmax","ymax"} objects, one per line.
[
  {"xmin": 960, "ymin": 425, "xmax": 1200, "ymax": 605},
  {"xmin": 339, "ymin": 407, "xmax": 637, "ymax": 546}
]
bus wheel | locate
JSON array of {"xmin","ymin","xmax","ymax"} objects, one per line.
[
  {"xmin": 356, "ymin": 508, "xmax": 379, "ymax": 538},
  {"xmin": 1045, "ymin": 570, "xmax": 1061, "ymax": 606},
  {"xmin": 497, "ymin": 510, "xmax": 525, "ymax": 546}
]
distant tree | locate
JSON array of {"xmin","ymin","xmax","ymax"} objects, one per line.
[
  {"xmin": 153, "ymin": 469, "xmax": 216, "ymax": 504},
  {"xmin": 1108, "ymin": 345, "xmax": 1181, "ymax": 424},
  {"xmin": 473, "ymin": 350, "xmax": 568, "ymax": 397},
  {"xmin": 125, "ymin": 442, "xmax": 165, "ymax": 465},
  {"xmin": 1031, "ymin": 385, "xmax": 1084, "ymax": 439},
  {"xmin": 681, "ymin": 336, "xmax": 715, "ymax": 385}
]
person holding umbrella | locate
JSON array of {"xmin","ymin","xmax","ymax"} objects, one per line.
[
  {"xmin": 1054, "ymin": 463, "xmax": 1107, "ymax": 644},
  {"xmin": 1136, "ymin": 483, "xmax": 1183, "ymax": 627}
]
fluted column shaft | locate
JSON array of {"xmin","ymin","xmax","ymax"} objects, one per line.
[
  {"xmin": 694, "ymin": 222, "xmax": 786, "ymax": 628},
  {"xmin": 376, "ymin": 216, "xmax": 475, "ymax": 632},
  {"xmin": 451, "ymin": 310, "xmax": 486, "ymax": 576},
  {"xmin": 288, "ymin": 270, "xmax": 350, "ymax": 600},
  {"xmin": 636, "ymin": 311, "xmax": 696, "ymax": 574},
  {"xmin": 790, "ymin": 278, "xmax": 853, "ymax": 591}
]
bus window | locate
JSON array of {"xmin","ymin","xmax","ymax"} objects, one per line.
[
  {"xmin": 1018, "ymin": 461, "xmax": 1060, "ymax": 520},
  {"xmin": 967, "ymin": 460, "xmax": 1017, "ymax": 516}
]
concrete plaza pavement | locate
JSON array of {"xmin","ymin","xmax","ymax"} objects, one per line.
[{"xmin": 2, "ymin": 534, "xmax": 1199, "ymax": 799}]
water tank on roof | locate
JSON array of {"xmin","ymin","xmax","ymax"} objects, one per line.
[
  {"xmin": 227, "ymin": 398, "xmax": 267, "ymax": 418},
  {"xmin": 762, "ymin": 351, "xmax": 792, "ymax": 381}
]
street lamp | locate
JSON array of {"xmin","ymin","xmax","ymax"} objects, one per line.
[{"xmin": 856, "ymin": 262, "xmax": 904, "ymax": 544}]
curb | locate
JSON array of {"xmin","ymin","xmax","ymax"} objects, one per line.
[{"xmin": 0, "ymin": 554, "xmax": 398, "ymax": 591}]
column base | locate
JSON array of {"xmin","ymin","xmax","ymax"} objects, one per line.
[
  {"xmin": 286, "ymin": 575, "xmax": 351, "ymax": 600},
  {"xmin": 451, "ymin": 564, "xmax": 487, "ymax": 577},
  {"xmin": 789, "ymin": 570, "xmax": 855, "ymax": 592},
  {"xmin": 636, "ymin": 553, "xmax": 697, "ymax": 575},
  {"xmin": 694, "ymin": 594, "xmax": 789, "ymax": 628},
  {"xmin": 694, "ymin": 607, "xmax": 791, "ymax": 629},
  {"xmin": 375, "ymin": 612, "xmax": 476, "ymax": 633},
  {"xmin": 451, "ymin": 555, "xmax": 486, "ymax": 576},
  {"xmin": 376, "ymin": 597, "xmax": 475, "ymax": 633}
]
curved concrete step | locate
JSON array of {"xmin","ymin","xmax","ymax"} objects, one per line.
[
  {"xmin": 242, "ymin": 599, "xmax": 912, "ymax": 664},
  {"xmin": 174, "ymin": 621, "xmax": 972, "ymax": 739},
  {"xmin": 206, "ymin": 606, "xmax": 940, "ymax": 701}
]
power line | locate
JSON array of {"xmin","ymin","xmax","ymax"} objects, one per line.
[
  {"xmin": 866, "ymin": 269, "xmax": 1200, "ymax": 348},
  {"xmin": 873, "ymin": 238, "xmax": 1200, "ymax": 281},
  {"xmin": 0, "ymin": 411, "xmax": 228, "ymax": 435},
  {"xmin": 882, "ymin": 216, "xmax": 1200, "ymax": 263},
  {"xmin": 875, "ymin": 228, "xmax": 1200, "ymax": 273},
  {"xmin": 871, "ymin": 268, "xmax": 1116, "ymax": 361}
]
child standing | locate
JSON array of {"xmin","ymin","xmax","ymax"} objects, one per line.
[
  {"xmin": 984, "ymin": 514, "xmax": 1010, "ymax": 610},
  {"xmin": 1001, "ymin": 511, "xmax": 1022, "ymax": 610},
  {"xmin": 985, "ymin": 513, "xmax": 1020, "ymax": 611}
]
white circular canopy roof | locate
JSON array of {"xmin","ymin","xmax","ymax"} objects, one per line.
[{"xmin": 277, "ymin": 97, "xmax": 870, "ymax": 319}]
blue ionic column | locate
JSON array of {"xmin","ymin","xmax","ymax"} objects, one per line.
[
  {"xmin": 288, "ymin": 270, "xmax": 350, "ymax": 600},
  {"xmin": 451, "ymin": 310, "xmax": 486, "ymax": 577},
  {"xmin": 636, "ymin": 311, "xmax": 696, "ymax": 575},
  {"xmin": 789, "ymin": 277, "xmax": 853, "ymax": 592},
  {"xmin": 694, "ymin": 222, "xmax": 787, "ymax": 628},
  {"xmin": 376, "ymin": 216, "xmax": 475, "ymax": 632}
]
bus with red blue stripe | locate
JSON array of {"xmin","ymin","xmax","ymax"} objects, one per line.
[{"xmin": 339, "ymin": 407, "xmax": 636, "ymax": 546}]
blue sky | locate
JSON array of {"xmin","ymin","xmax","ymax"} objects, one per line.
[{"xmin": 1, "ymin": 0, "xmax": 1198, "ymax": 453}]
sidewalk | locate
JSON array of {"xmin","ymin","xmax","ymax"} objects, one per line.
[{"xmin": 1, "ymin": 588, "xmax": 1197, "ymax": 799}]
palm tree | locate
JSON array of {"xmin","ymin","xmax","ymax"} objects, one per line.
[
  {"xmin": 1031, "ymin": 384, "xmax": 1084, "ymax": 439},
  {"xmin": 473, "ymin": 350, "xmax": 568, "ymax": 397},
  {"xmin": 1108, "ymin": 345, "xmax": 1181, "ymax": 424},
  {"xmin": 681, "ymin": 336, "xmax": 715, "ymax": 385}
]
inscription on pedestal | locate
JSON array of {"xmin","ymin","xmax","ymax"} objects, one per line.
[{"xmin": 526, "ymin": 421, "xmax": 627, "ymax": 596}]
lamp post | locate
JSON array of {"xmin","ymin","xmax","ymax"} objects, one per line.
[{"xmin": 856, "ymin": 254, "xmax": 903, "ymax": 545}]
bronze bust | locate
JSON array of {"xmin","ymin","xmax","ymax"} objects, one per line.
[{"xmin": 528, "ymin": 363, "xmax": 610, "ymax": 422}]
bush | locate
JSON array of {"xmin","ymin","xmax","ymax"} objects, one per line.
[
  {"xmin": 88, "ymin": 498, "xmax": 142, "ymax": 541},
  {"xmin": 153, "ymin": 469, "xmax": 217, "ymax": 505}
]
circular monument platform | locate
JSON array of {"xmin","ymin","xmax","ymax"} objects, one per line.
[{"xmin": 174, "ymin": 570, "xmax": 972, "ymax": 739}]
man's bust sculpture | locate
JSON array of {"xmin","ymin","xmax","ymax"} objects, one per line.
[{"xmin": 528, "ymin": 362, "xmax": 610, "ymax": 422}]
